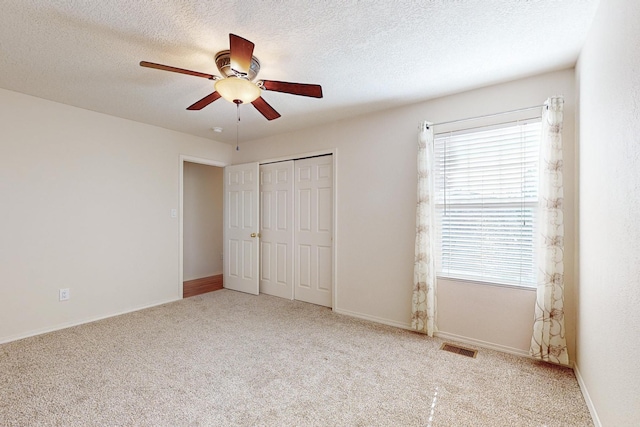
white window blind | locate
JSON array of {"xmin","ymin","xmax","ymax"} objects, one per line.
[{"xmin": 434, "ymin": 120, "xmax": 541, "ymax": 287}]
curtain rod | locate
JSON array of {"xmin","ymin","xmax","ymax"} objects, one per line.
[
  {"xmin": 433, "ymin": 115, "xmax": 541, "ymax": 137},
  {"xmin": 424, "ymin": 104, "xmax": 546, "ymax": 129}
]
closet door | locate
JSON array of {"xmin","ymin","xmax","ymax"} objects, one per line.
[
  {"xmin": 294, "ymin": 156, "xmax": 333, "ymax": 307},
  {"xmin": 259, "ymin": 161, "xmax": 294, "ymax": 299},
  {"xmin": 223, "ymin": 162, "xmax": 259, "ymax": 295}
]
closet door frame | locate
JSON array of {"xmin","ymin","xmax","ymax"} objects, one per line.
[{"xmin": 259, "ymin": 149, "xmax": 337, "ymax": 310}]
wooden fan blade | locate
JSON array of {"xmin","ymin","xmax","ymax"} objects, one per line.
[
  {"xmin": 261, "ymin": 80, "xmax": 323, "ymax": 98},
  {"xmin": 229, "ymin": 34, "xmax": 255, "ymax": 76},
  {"xmin": 140, "ymin": 61, "xmax": 216, "ymax": 79},
  {"xmin": 186, "ymin": 92, "xmax": 222, "ymax": 110},
  {"xmin": 251, "ymin": 97, "xmax": 281, "ymax": 121}
]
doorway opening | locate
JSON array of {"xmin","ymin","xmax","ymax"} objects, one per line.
[{"xmin": 180, "ymin": 156, "xmax": 227, "ymax": 298}]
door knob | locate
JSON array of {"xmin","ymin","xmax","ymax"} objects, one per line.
[{"xmin": 251, "ymin": 233, "xmax": 257, "ymax": 238}]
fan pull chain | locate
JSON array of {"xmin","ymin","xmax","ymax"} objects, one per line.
[{"xmin": 236, "ymin": 103, "xmax": 240, "ymax": 151}]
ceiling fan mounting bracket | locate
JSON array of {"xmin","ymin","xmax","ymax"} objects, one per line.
[{"xmin": 215, "ymin": 50, "xmax": 261, "ymax": 81}]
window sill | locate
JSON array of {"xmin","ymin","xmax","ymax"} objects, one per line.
[{"xmin": 436, "ymin": 275, "xmax": 537, "ymax": 292}]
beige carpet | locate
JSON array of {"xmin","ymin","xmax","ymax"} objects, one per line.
[{"xmin": 1, "ymin": 290, "xmax": 592, "ymax": 426}]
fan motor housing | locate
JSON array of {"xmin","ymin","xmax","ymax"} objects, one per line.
[{"xmin": 215, "ymin": 50, "xmax": 261, "ymax": 81}]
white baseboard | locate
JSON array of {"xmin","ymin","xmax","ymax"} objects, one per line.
[
  {"xmin": 333, "ymin": 307, "xmax": 412, "ymax": 330},
  {"xmin": 332, "ymin": 308, "xmax": 534, "ymax": 359},
  {"xmin": 434, "ymin": 331, "xmax": 531, "ymax": 357},
  {"xmin": 574, "ymin": 363, "xmax": 601, "ymax": 427},
  {"xmin": 0, "ymin": 297, "xmax": 180, "ymax": 345}
]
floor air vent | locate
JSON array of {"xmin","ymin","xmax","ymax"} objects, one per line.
[{"xmin": 440, "ymin": 343, "xmax": 478, "ymax": 358}]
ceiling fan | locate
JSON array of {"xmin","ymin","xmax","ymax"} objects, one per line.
[{"xmin": 140, "ymin": 34, "xmax": 323, "ymax": 121}]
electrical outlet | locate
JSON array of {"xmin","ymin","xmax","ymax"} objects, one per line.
[{"xmin": 59, "ymin": 288, "xmax": 70, "ymax": 301}]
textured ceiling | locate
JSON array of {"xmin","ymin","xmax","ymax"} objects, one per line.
[{"xmin": 0, "ymin": 0, "xmax": 599, "ymax": 144}]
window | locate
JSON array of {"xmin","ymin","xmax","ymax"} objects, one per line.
[{"xmin": 434, "ymin": 120, "xmax": 541, "ymax": 287}]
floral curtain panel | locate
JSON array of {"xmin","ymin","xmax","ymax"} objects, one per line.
[
  {"xmin": 530, "ymin": 96, "xmax": 569, "ymax": 365},
  {"xmin": 411, "ymin": 122, "xmax": 437, "ymax": 337}
]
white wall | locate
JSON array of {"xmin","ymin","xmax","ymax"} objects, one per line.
[
  {"xmin": 183, "ymin": 162, "xmax": 223, "ymax": 281},
  {"xmin": 233, "ymin": 69, "xmax": 576, "ymax": 358},
  {"xmin": 0, "ymin": 88, "xmax": 232, "ymax": 343},
  {"xmin": 576, "ymin": 0, "xmax": 640, "ymax": 425}
]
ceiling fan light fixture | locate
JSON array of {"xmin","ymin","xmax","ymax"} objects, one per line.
[{"xmin": 214, "ymin": 77, "xmax": 261, "ymax": 104}]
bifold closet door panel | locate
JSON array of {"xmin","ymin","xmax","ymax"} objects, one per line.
[
  {"xmin": 223, "ymin": 162, "xmax": 260, "ymax": 295},
  {"xmin": 259, "ymin": 161, "xmax": 295, "ymax": 299},
  {"xmin": 294, "ymin": 156, "xmax": 333, "ymax": 307}
]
